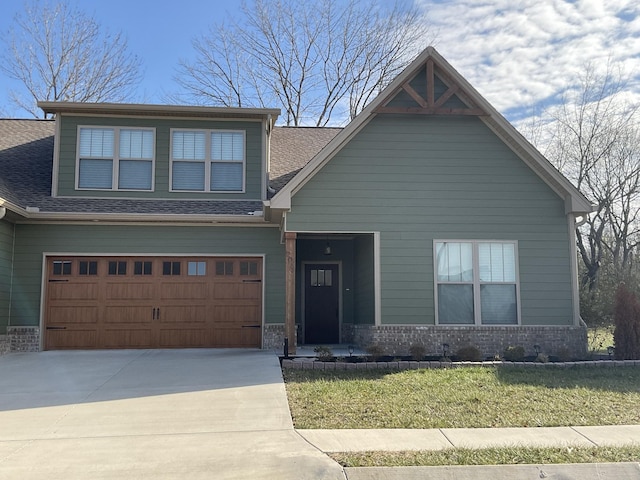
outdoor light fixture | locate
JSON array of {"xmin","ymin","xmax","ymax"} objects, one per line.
[
  {"xmin": 607, "ymin": 346, "xmax": 614, "ymax": 359},
  {"xmin": 348, "ymin": 345, "xmax": 354, "ymax": 357},
  {"xmin": 534, "ymin": 344, "xmax": 541, "ymax": 356},
  {"xmin": 324, "ymin": 239, "xmax": 332, "ymax": 255},
  {"xmin": 442, "ymin": 343, "xmax": 449, "ymax": 358}
]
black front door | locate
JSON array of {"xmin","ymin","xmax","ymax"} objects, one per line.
[{"xmin": 304, "ymin": 263, "xmax": 339, "ymax": 344}]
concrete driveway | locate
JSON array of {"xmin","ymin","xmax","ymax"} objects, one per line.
[{"xmin": 0, "ymin": 349, "xmax": 345, "ymax": 479}]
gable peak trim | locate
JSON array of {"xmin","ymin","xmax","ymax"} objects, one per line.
[{"xmin": 374, "ymin": 57, "xmax": 487, "ymax": 116}]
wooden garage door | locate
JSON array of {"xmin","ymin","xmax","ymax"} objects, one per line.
[{"xmin": 44, "ymin": 256, "xmax": 262, "ymax": 350}]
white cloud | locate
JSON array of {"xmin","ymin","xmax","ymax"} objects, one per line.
[{"xmin": 419, "ymin": 0, "xmax": 640, "ymax": 122}]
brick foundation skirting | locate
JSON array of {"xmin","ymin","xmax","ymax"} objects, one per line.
[
  {"xmin": 7, "ymin": 326, "xmax": 40, "ymax": 353},
  {"xmin": 263, "ymin": 324, "xmax": 286, "ymax": 350},
  {"xmin": 0, "ymin": 335, "xmax": 9, "ymax": 356},
  {"xmin": 352, "ymin": 324, "xmax": 587, "ymax": 359}
]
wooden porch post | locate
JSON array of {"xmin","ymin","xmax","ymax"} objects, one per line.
[{"xmin": 284, "ymin": 231, "xmax": 297, "ymax": 355}]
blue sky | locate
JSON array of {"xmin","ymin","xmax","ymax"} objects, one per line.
[{"xmin": 1, "ymin": 0, "xmax": 639, "ymax": 127}]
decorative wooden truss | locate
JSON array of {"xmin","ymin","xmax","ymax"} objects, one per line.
[{"xmin": 374, "ymin": 58, "xmax": 487, "ymax": 116}]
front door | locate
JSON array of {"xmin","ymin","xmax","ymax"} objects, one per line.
[{"xmin": 304, "ymin": 263, "xmax": 340, "ymax": 344}]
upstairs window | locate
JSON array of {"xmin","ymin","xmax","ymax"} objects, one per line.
[
  {"xmin": 171, "ymin": 129, "xmax": 245, "ymax": 192},
  {"xmin": 77, "ymin": 127, "xmax": 154, "ymax": 191}
]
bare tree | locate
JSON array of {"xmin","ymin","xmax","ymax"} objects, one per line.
[
  {"xmin": 175, "ymin": 0, "xmax": 431, "ymax": 126},
  {"xmin": 1, "ymin": 0, "xmax": 143, "ymax": 118},
  {"xmin": 543, "ymin": 62, "xmax": 640, "ymax": 292}
]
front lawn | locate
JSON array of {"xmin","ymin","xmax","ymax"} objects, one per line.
[{"xmin": 284, "ymin": 366, "xmax": 640, "ymax": 429}]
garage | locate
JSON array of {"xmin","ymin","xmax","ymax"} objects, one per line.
[{"xmin": 44, "ymin": 256, "xmax": 263, "ymax": 350}]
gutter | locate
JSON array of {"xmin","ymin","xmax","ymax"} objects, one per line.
[{"xmin": 18, "ymin": 211, "xmax": 269, "ymax": 224}]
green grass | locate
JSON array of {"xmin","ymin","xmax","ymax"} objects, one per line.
[
  {"xmin": 331, "ymin": 446, "xmax": 640, "ymax": 467},
  {"xmin": 284, "ymin": 367, "xmax": 640, "ymax": 429}
]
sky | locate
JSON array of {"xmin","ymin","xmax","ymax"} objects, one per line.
[{"xmin": 0, "ymin": 0, "xmax": 639, "ymax": 129}]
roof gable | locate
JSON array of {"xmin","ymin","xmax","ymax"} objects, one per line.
[
  {"xmin": 375, "ymin": 56, "xmax": 486, "ymax": 116},
  {"xmin": 269, "ymin": 47, "xmax": 593, "ymax": 215}
]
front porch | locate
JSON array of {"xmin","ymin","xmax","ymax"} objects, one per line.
[{"xmin": 283, "ymin": 232, "xmax": 376, "ymax": 354}]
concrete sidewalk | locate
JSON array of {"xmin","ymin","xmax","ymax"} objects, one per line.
[
  {"xmin": 298, "ymin": 425, "xmax": 640, "ymax": 452},
  {"xmin": 299, "ymin": 426, "xmax": 640, "ymax": 479}
]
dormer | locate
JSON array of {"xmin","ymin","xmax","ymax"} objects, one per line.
[{"xmin": 38, "ymin": 102, "xmax": 280, "ymax": 202}]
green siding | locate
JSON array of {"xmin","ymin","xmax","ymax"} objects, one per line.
[
  {"xmin": 0, "ymin": 220, "xmax": 14, "ymax": 334},
  {"xmin": 354, "ymin": 234, "xmax": 375, "ymax": 324},
  {"xmin": 56, "ymin": 115, "xmax": 264, "ymax": 200},
  {"xmin": 286, "ymin": 114, "xmax": 574, "ymax": 326},
  {"xmin": 10, "ymin": 224, "xmax": 284, "ymax": 328}
]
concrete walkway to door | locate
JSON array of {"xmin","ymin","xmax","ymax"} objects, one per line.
[{"xmin": 0, "ymin": 349, "xmax": 345, "ymax": 480}]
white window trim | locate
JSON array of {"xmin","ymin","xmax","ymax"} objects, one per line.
[
  {"xmin": 433, "ymin": 239, "xmax": 521, "ymax": 326},
  {"xmin": 169, "ymin": 128, "xmax": 246, "ymax": 193},
  {"xmin": 75, "ymin": 126, "xmax": 156, "ymax": 192}
]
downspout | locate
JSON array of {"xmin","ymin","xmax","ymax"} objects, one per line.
[
  {"xmin": 8, "ymin": 221, "xmax": 15, "ymax": 330},
  {"xmin": 265, "ymin": 115, "xmax": 276, "ymax": 197},
  {"xmin": 568, "ymin": 212, "xmax": 585, "ymax": 327},
  {"xmin": 575, "ymin": 213, "xmax": 589, "ymax": 327}
]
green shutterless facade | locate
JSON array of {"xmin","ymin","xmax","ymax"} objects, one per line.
[
  {"xmin": 9, "ymin": 224, "xmax": 285, "ymax": 329},
  {"xmin": 55, "ymin": 115, "xmax": 265, "ymax": 200},
  {"xmin": 285, "ymin": 114, "xmax": 574, "ymax": 326},
  {"xmin": 0, "ymin": 219, "xmax": 14, "ymax": 335}
]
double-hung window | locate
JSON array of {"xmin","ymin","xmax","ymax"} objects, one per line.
[
  {"xmin": 435, "ymin": 241, "xmax": 519, "ymax": 325},
  {"xmin": 77, "ymin": 127, "xmax": 154, "ymax": 191},
  {"xmin": 171, "ymin": 129, "xmax": 245, "ymax": 192}
]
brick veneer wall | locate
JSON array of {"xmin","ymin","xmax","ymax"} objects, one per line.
[
  {"xmin": 263, "ymin": 324, "xmax": 286, "ymax": 350},
  {"xmin": 353, "ymin": 325, "xmax": 587, "ymax": 359},
  {"xmin": 0, "ymin": 335, "xmax": 9, "ymax": 356},
  {"xmin": 7, "ymin": 326, "xmax": 40, "ymax": 352}
]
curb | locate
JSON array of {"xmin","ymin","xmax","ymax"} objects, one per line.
[{"xmin": 281, "ymin": 358, "xmax": 640, "ymax": 370}]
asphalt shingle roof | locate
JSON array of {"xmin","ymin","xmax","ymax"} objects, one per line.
[
  {"xmin": 0, "ymin": 119, "xmax": 339, "ymax": 216},
  {"xmin": 270, "ymin": 126, "xmax": 341, "ymax": 192}
]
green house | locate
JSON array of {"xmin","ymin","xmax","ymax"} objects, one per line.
[{"xmin": 0, "ymin": 47, "xmax": 592, "ymax": 358}]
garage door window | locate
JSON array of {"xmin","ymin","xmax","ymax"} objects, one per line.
[
  {"xmin": 163, "ymin": 261, "xmax": 181, "ymax": 275},
  {"xmin": 240, "ymin": 261, "xmax": 258, "ymax": 276},
  {"xmin": 108, "ymin": 261, "xmax": 127, "ymax": 275},
  {"xmin": 216, "ymin": 261, "xmax": 234, "ymax": 275},
  {"xmin": 53, "ymin": 260, "xmax": 72, "ymax": 275},
  {"xmin": 79, "ymin": 261, "xmax": 98, "ymax": 276},
  {"xmin": 188, "ymin": 261, "xmax": 206, "ymax": 276},
  {"xmin": 134, "ymin": 261, "xmax": 153, "ymax": 275}
]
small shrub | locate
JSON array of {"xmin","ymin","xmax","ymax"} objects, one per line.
[
  {"xmin": 365, "ymin": 343, "xmax": 385, "ymax": 361},
  {"xmin": 535, "ymin": 353, "xmax": 549, "ymax": 363},
  {"xmin": 313, "ymin": 345, "xmax": 334, "ymax": 361},
  {"xmin": 503, "ymin": 345, "xmax": 525, "ymax": 362},
  {"xmin": 409, "ymin": 343, "xmax": 426, "ymax": 361},
  {"xmin": 456, "ymin": 345, "xmax": 483, "ymax": 361},
  {"xmin": 614, "ymin": 284, "xmax": 640, "ymax": 360}
]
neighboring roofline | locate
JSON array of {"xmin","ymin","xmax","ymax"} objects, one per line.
[
  {"xmin": 269, "ymin": 46, "xmax": 594, "ymax": 215},
  {"xmin": 37, "ymin": 101, "xmax": 281, "ymax": 123}
]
